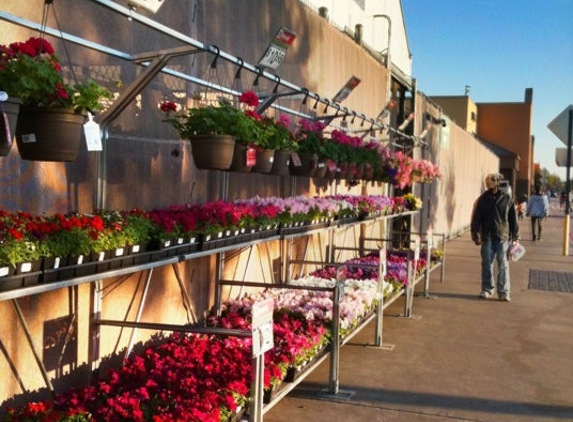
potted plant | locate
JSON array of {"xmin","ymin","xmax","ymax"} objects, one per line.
[
  {"xmin": 263, "ymin": 114, "xmax": 298, "ymax": 176},
  {"xmin": 161, "ymin": 96, "xmax": 263, "ymax": 171},
  {"xmin": 0, "ymin": 36, "xmax": 112, "ymax": 161},
  {"xmin": 290, "ymin": 119, "xmax": 327, "ymax": 177},
  {"xmin": 0, "ymin": 211, "xmax": 43, "ymax": 290},
  {"xmin": 38, "ymin": 213, "xmax": 97, "ymax": 280}
]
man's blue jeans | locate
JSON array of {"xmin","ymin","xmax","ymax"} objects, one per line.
[{"xmin": 480, "ymin": 239, "xmax": 510, "ymax": 294}]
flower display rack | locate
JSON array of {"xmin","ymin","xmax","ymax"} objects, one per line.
[{"xmin": 0, "ymin": 204, "xmax": 444, "ymax": 421}]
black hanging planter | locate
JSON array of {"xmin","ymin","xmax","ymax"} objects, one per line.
[
  {"xmin": 189, "ymin": 134, "xmax": 235, "ymax": 170},
  {"xmin": 15, "ymin": 108, "xmax": 86, "ymax": 162}
]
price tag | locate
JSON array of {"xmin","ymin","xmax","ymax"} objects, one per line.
[
  {"xmin": 290, "ymin": 151, "xmax": 302, "ymax": 167},
  {"xmin": 252, "ymin": 299, "xmax": 274, "ymax": 357},
  {"xmin": 332, "ymin": 76, "xmax": 361, "ymax": 103},
  {"xmin": 84, "ymin": 113, "xmax": 102, "ymax": 151},
  {"xmin": 414, "ymin": 237, "xmax": 420, "ymax": 262},
  {"xmin": 1, "ymin": 111, "xmax": 11, "ymax": 147},
  {"xmin": 258, "ymin": 27, "xmax": 297, "ymax": 70},
  {"xmin": 21, "ymin": 133, "xmax": 37, "ymax": 144},
  {"xmin": 335, "ymin": 277, "xmax": 345, "ymax": 303},
  {"xmin": 380, "ymin": 248, "xmax": 387, "ymax": 279},
  {"xmin": 246, "ymin": 147, "xmax": 257, "ymax": 167}
]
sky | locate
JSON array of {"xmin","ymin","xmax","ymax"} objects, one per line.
[{"xmin": 401, "ymin": 0, "xmax": 573, "ymax": 180}]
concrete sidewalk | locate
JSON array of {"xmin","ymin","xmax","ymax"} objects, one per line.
[{"xmin": 265, "ymin": 203, "xmax": 573, "ymax": 421}]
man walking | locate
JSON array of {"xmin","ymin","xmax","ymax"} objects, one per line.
[{"xmin": 470, "ymin": 173, "xmax": 520, "ymax": 302}]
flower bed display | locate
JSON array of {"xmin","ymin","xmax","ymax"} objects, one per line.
[
  {"xmin": 5, "ymin": 248, "xmax": 423, "ymax": 421},
  {"xmin": 0, "ymin": 194, "xmax": 423, "ymax": 290}
]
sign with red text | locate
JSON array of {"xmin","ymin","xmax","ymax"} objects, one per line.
[
  {"xmin": 332, "ymin": 76, "xmax": 361, "ymax": 103},
  {"xmin": 258, "ymin": 27, "xmax": 297, "ymax": 70}
]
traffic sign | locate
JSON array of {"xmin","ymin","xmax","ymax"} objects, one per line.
[
  {"xmin": 548, "ymin": 104, "xmax": 573, "ymax": 145},
  {"xmin": 556, "ymin": 148, "xmax": 573, "ymax": 167}
]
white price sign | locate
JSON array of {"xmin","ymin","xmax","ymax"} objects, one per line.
[
  {"xmin": 380, "ymin": 248, "xmax": 387, "ymax": 279},
  {"xmin": 84, "ymin": 114, "xmax": 102, "ymax": 151},
  {"xmin": 413, "ymin": 237, "xmax": 421, "ymax": 262},
  {"xmin": 258, "ymin": 27, "xmax": 296, "ymax": 70},
  {"xmin": 252, "ymin": 299, "xmax": 274, "ymax": 357}
]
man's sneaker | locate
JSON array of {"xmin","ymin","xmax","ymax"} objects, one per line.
[
  {"xmin": 499, "ymin": 293, "xmax": 511, "ymax": 302},
  {"xmin": 479, "ymin": 290, "xmax": 493, "ymax": 299}
]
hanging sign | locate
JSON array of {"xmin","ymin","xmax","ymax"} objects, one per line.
[
  {"xmin": 258, "ymin": 27, "xmax": 297, "ymax": 70},
  {"xmin": 84, "ymin": 113, "xmax": 102, "ymax": 151},
  {"xmin": 252, "ymin": 299, "xmax": 274, "ymax": 357},
  {"xmin": 332, "ymin": 76, "xmax": 361, "ymax": 103},
  {"xmin": 332, "ymin": 76, "xmax": 360, "ymax": 103}
]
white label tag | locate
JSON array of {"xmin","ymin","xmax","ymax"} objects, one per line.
[
  {"xmin": 2, "ymin": 112, "xmax": 11, "ymax": 146},
  {"xmin": 20, "ymin": 262, "xmax": 32, "ymax": 273},
  {"xmin": 252, "ymin": 299, "xmax": 274, "ymax": 357},
  {"xmin": 290, "ymin": 152, "xmax": 302, "ymax": 166},
  {"xmin": 0, "ymin": 266, "xmax": 9, "ymax": 277},
  {"xmin": 21, "ymin": 133, "xmax": 37, "ymax": 144},
  {"xmin": 84, "ymin": 115, "xmax": 102, "ymax": 151}
]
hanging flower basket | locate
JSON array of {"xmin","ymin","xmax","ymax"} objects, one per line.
[
  {"xmin": 189, "ymin": 134, "xmax": 236, "ymax": 170},
  {"xmin": 270, "ymin": 149, "xmax": 292, "ymax": 176},
  {"xmin": 289, "ymin": 152, "xmax": 318, "ymax": 177},
  {"xmin": 229, "ymin": 142, "xmax": 254, "ymax": 172},
  {"xmin": 15, "ymin": 108, "xmax": 85, "ymax": 162},
  {"xmin": 252, "ymin": 148, "xmax": 275, "ymax": 174},
  {"xmin": 0, "ymin": 97, "xmax": 22, "ymax": 157}
]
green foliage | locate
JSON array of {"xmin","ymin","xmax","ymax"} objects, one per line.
[
  {"xmin": 163, "ymin": 100, "xmax": 262, "ymax": 143},
  {"xmin": 0, "ymin": 37, "xmax": 113, "ymax": 114}
]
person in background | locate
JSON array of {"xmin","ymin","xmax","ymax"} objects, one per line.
[
  {"xmin": 471, "ymin": 173, "xmax": 519, "ymax": 302},
  {"xmin": 527, "ymin": 185, "xmax": 550, "ymax": 241}
]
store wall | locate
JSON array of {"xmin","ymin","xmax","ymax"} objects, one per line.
[{"xmin": 1, "ymin": 0, "xmax": 498, "ymax": 409}]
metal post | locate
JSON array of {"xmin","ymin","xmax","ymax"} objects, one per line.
[
  {"xmin": 124, "ymin": 269, "xmax": 154, "ymax": 359},
  {"xmin": 248, "ymin": 354, "xmax": 264, "ymax": 422},
  {"xmin": 563, "ymin": 109, "xmax": 572, "ymax": 256},
  {"xmin": 12, "ymin": 299, "xmax": 54, "ymax": 393},
  {"xmin": 423, "ymin": 234, "xmax": 432, "ymax": 298},
  {"xmin": 328, "ymin": 279, "xmax": 342, "ymax": 394},
  {"xmin": 404, "ymin": 251, "xmax": 413, "ymax": 317},
  {"xmin": 374, "ymin": 248, "xmax": 386, "ymax": 346}
]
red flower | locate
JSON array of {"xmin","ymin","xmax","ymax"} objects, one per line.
[
  {"xmin": 160, "ymin": 101, "xmax": 177, "ymax": 113},
  {"xmin": 239, "ymin": 90, "xmax": 259, "ymax": 107}
]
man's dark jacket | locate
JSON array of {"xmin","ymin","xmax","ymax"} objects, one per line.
[{"xmin": 471, "ymin": 189, "xmax": 519, "ymax": 243}]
